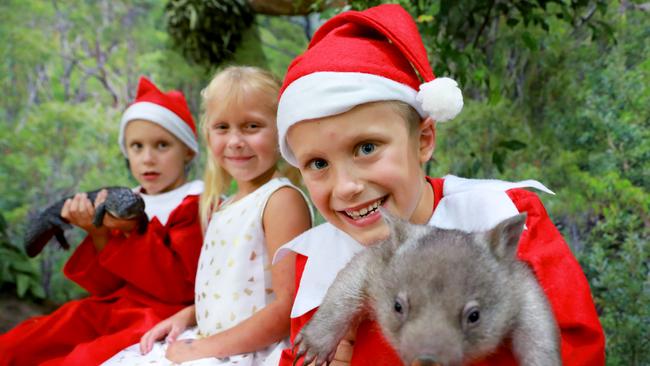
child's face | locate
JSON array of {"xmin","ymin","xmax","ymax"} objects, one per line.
[
  {"xmin": 288, "ymin": 102, "xmax": 436, "ymax": 245},
  {"xmin": 124, "ymin": 119, "xmax": 193, "ymax": 195},
  {"xmin": 206, "ymin": 99, "xmax": 279, "ymax": 189}
]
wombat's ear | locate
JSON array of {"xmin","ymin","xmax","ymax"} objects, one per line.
[
  {"xmin": 379, "ymin": 208, "xmax": 410, "ymax": 249},
  {"xmin": 487, "ymin": 213, "xmax": 527, "ymax": 261}
]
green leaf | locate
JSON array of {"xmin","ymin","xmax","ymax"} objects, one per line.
[
  {"xmin": 16, "ymin": 273, "xmax": 30, "ymax": 298},
  {"xmin": 522, "ymin": 31, "xmax": 537, "ymax": 50},
  {"xmin": 498, "ymin": 140, "xmax": 527, "ymax": 151}
]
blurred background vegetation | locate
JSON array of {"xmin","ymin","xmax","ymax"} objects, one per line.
[{"xmin": 0, "ymin": 0, "xmax": 647, "ymax": 364}]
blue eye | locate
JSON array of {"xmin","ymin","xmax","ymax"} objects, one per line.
[
  {"xmin": 308, "ymin": 159, "xmax": 328, "ymax": 170},
  {"xmin": 357, "ymin": 143, "xmax": 376, "ymax": 156}
]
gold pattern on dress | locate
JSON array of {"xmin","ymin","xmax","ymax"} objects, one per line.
[
  {"xmin": 265, "ymin": 288, "xmax": 274, "ymax": 295},
  {"xmin": 248, "ymin": 276, "xmax": 254, "ymax": 282},
  {"xmin": 249, "ymin": 251, "xmax": 257, "ymax": 261},
  {"xmin": 210, "ymin": 257, "xmax": 214, "ymax": 265},
  {"xmin": 216, "ymin": 322, "xmax": 222, "ymax": 330},
  {"xmin": 220, "ymin": 239, "xmax": 226, "ymax": 246},
  {"xmin": 233, "ymin": 292, "xmax": 240, "ymax": 301},
  {"xmin": 213, "ymin": 293, "xmax": 221, "ymax": 300},
  {"xmin": 215, "ymin": 268, "xmax": 221, "ymax": 276},
  {"xmin": 252, "ymin": 305, "xmax": 258, "ymax": 314},
  {"xmin": 244, "ymin": 288, "xmax": 253, "ymax": 296},
  {"xmin": 227, "ymin": 258, "xmax": 235, "ymax": 267},
  {"xmin": 211, "ymin": 240, "xmax": 216, "ymax": 247},
  {"xmin": 244, "ymin": 234, "xmax": 252, "ymax": 241},
  {"xmin": 201, "ymin": 292, "xmax": 206, "ymax": 299},
  {"xmin": 230, "ymin": 312, "xmax": 236, "ymax": 321},
  {"xmin": 205, "ymin": 309, "xmax": 209, "ymax": 318},
  {"xmin": 233, "ymin": 238, "xmax": 240, "ymax": 247}
]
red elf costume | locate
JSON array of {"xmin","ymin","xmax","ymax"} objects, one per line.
[
  {"xmin": 0, "ymin": 77, "xmax": 204, "ymax": 366},
  {"xmin": 273, "ymin": 4, "xmax": 605, "ymax": 366}
]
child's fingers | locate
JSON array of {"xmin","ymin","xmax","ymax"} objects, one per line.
[
  {"xmin": 166, "ymin": 326, "xmax": 182, "ymax": 343},
  {"xmin": 60, "ymin": 199, "xmax": 72, "ymax": 219},
  {"xmin": 82, "ymin": 194, "xmax": 95, "ymax": 217},
  {"xmin": 139, "ymin": 331, "xmax": 152, "ymax": 355},
  {"xmin": 139, "ymin": 328, "xmax": 161, "ymax": 355},
  {"xmin": 94, "ymin": 189, "xmax": 108, "ymax": 206}
]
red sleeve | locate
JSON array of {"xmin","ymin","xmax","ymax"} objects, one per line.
[
  {"xmin": 64, "ymin": 236, "xmax": 125, "ymax": 296},
  {"xmin": 97, "ymin": 195, "xmax": 203, "ymax": 304},
  {"xmin": 504, "ymin": 188, "xmax": 605, "ymax": 365},
  {"xmin": 279, "ymin": 254, "xmax": 314, "ymax": 366}
]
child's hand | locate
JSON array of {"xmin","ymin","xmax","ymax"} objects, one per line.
[
  {"xmin": 165, "ymin": 338, "xmax": 210, "ymax": 363},
  {"xmin": 61, "ymin": 191, "xmax": 106, "ymax": 234},
  {"xmin": 140, "ymin": 306, "xmax": 195, "ymax": 355}
]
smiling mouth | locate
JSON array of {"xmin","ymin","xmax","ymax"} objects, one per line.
[{"xmin": 343, "ymin": 197, "xmax": 386, "ymax": 220}]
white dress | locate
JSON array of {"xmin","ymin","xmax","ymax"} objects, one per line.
[{"xmin": 103, "ymin": 177, "xmax": 308, "ymax": 366}]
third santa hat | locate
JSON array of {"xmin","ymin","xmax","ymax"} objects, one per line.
[
  {"xmin": 277, "ymin": 4, "xmax": 463, "ymax": 166},
  {"xmin": 118, "ymin": 76, "xmax": 199, "ymax": 158}
]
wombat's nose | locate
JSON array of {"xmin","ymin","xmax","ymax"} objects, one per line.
[{"xmin": 411, "ymin": 357, "xmax": 442, "ymax": 366}]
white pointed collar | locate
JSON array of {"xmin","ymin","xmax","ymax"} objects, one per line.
[{"xmin": 136, "ymin": 180, "xmax": 203, "ymax": 226}]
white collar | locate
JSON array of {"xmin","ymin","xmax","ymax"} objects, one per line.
[
  {"xmin": 137, "ymin": 180, "xmax": 203, "ymax": 226},
  {"xmin": 274, "ymin": 175, "xmax": 553, "ymax": 318}
]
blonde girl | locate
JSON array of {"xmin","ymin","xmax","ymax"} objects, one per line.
[{"xmin": 103, "ymin": 66, "xmax": 312, "ymax": 366}]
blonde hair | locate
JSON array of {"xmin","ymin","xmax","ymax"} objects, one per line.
[{"xmin": 199, "ymin": 66, "xmax": 300, "ymax": 229}]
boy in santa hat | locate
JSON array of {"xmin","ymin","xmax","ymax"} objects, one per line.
[
  {"xmin": 0, "ymin": 77, "xmax": 204, "ymax": 365},
  {"xmin": 274, "ymin": 4, "xmax": 605, "ymax": 366}
]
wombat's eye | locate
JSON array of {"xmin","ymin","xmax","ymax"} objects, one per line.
[
  {"xmin": 393, "ymin": 294, "xmax": 408, "ymax": 319},
  {"xmin": 394, "ymin": 301, "xmax": 403, "ymax": 314},
  {"xmin": 462, "ymin": 300, "xmax": 481, "ymax": 329},
  {"xmin": 467, "ymin": 310, "xmax": 480, "ymax": 324}
]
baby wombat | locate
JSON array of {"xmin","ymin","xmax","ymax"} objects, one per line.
[{"xmin": 294, "ymin": 213, "xmax": 560, "ymax": 366}]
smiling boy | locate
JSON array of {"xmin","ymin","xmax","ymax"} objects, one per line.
[{"xmin": 274, "ymin": 4, "xmax": 605, "ymax": 366}]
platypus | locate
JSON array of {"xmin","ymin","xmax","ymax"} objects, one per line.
[
  {"xmin": 293, "ymin": 213, "xmax": 560, "ymax": 366},
  {"xmin": 24, "ymin": 187, "xmax": 147, "ymax": 257}
]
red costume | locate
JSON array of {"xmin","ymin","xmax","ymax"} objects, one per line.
[
  {"xmin": 279, "ymin": 177, "xmax": 605, "ymax": 366},
  {"xmin": 0, "ymin": 189, "xmax": 203, "ymax": 366}
]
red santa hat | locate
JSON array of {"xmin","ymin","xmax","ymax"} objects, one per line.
[
  {"xmin": 119, "ymin": 76, "xmax": 199, "ymax": 157},
  {"xmin": 277, "ymin": 4, "xmax": 463, "ymax": 166}
]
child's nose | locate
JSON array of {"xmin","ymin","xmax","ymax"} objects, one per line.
[
  {"xmin": 142, "ymin": 147, "xmax": 156, "ymax": 163},
  {"xmin": 227, "ymin": 132, "xmax": 245, "ymax": 149},
  {"xmin": 333, "ymin": 166, "xmax": 364, "ymax": 201}
]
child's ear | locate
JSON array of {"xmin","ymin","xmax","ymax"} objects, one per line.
[
  {"xmin": 418, "ymin": 116, "xmax": 436, "ymax": 164},
  {"xmin": 185, "ymin": 148, "xmax": 196, "ymax": 163}
]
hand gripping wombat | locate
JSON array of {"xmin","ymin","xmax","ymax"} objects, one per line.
[{"xmin": 294, "ymin": 213, "xmax": 560, "ymax": 366}]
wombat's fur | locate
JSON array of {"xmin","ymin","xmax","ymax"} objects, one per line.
[{"xmin": 294, "ymin": 213, "xmax": 560, "ymax": 366}]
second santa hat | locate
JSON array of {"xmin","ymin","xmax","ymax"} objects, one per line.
[
  {"xmin": 277, "ymin": 4, "xmax": 463, "ymax": 166},
  {"xmin": 119, "ymin": 76, "xmax": 199, "ymax": 158}
]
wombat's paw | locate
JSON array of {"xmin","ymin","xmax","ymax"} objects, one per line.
[{"xmin": 293, "ymin": 330, "xmax": 338, "ymax": 366}]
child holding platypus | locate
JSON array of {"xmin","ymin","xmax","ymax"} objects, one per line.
[{"xmin": 0, "ymin": 76, "xmax": 204, "ymax": 366}]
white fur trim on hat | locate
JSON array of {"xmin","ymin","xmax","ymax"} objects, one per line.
[
  {"xmin": 278, "ymin": 72, "xmax": 427, "ymax": 167},
  {"xmin": 118, "ymin": 101, "xmax": 199, "ymax": 157},
  {"xmin": 417, "ymin": 77, "xmax": 463, "ymax": 122}
]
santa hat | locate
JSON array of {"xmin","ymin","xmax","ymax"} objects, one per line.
[
  {"xmin": 277, "ymin": 4, "xmax": 463, "ymax": 166},
  {"xmin": 119, "ymin": 76, "xmax": 199, "ymax": 157}
]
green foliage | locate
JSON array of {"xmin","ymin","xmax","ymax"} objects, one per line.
[
  {"xmin": 0, "ymin": 214, "xmax": 45, "ymax": 300},
  {"xmin": 165, "ymin": 0, "xmax": 255, "ymax": 67},
  {"xmin": 340, "ymin": 0, "xmax": 613, "ymax": 98}
]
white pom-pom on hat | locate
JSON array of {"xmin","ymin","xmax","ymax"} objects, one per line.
[{"xmin": 417, "ymin": 77, "xmax": 464, "ymax": 122}]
